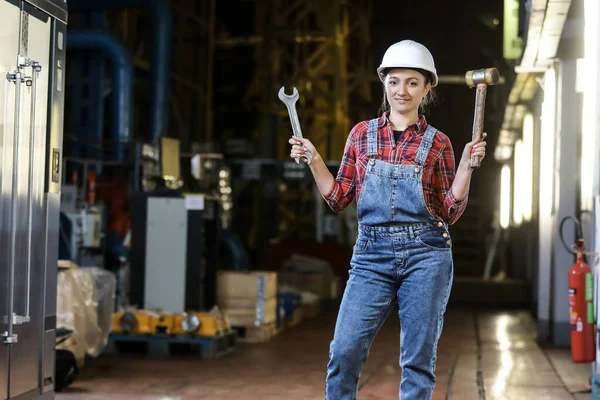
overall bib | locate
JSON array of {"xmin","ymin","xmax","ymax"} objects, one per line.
[{"xmin": 325, "ymin": 119, "xmax": 454, "ymax": 400}]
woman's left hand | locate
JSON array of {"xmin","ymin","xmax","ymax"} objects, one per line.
[{"xmin": 460, "ymin": 132, "xmax": 487, "ymax": 165}]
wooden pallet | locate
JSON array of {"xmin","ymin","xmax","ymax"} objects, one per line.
[
  {"xmin": 233, "ymin": 322, "xmax": 280, "ymax": 344},
  {"xmin": 104, "ymin": 331, "xmax": 237, "ymax": 359}
]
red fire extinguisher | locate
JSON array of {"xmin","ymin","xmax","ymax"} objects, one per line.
[{"xmin": 569, "ymin": 238, "xmax": 595, "ymax": 362}]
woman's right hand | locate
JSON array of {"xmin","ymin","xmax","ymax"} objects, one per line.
[{"xmin": 288, "ymin": 136, "xmax": 318, "ymax": 163}]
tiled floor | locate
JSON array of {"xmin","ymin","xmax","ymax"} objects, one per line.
[{"xmin": 57, "ymin": 308, "xmax": 592, "ymax": 399}]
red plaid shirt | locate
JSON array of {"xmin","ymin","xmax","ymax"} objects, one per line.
[{"xmin": 324, "ymin": 112, "xmax": 467, "ymax": 225}]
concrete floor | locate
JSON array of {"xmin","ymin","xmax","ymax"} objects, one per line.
[{"xmin": 57, "ymin": 308, "xmax": 592, "ymax": 400}]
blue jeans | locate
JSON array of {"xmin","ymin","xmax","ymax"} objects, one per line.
[{"xmin": 325, "ymin": 225, "xmax": 454, "ymax": 400}]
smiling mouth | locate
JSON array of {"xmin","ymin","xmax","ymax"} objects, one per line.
[{"xmin": 395, "ymin": 98, "xmax": 410, "ymax": 103}]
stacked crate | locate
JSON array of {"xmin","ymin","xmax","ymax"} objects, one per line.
[{"xmin": 217, "ymin": 271, "xmax": 279, "ymax": 343}]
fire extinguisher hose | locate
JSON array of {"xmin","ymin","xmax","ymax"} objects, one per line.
[{"xmin": 560, "ymin": 213, "xmax": 600, "ymax": 264}]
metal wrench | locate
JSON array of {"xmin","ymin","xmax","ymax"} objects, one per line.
[{"xmin": 278, "ymin": 86, "xmax": 313, "ymax": 164}]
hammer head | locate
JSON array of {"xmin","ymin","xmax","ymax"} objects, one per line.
[{"xmin": 465, "ymin": 68, "xmax": 500, "ymax": 88}]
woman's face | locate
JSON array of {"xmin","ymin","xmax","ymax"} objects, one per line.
[{"xmin": 385, "ymin": 68, "xmax": 430, "ymax": 115}]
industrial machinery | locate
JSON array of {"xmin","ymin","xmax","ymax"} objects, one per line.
[
  {"xmin": 129, "ymin": 193, "xmax": 221, "ymax": 312},
  {"xmin": 130, "ymin": 138, "xmax": 221, "ymax": 313},
  {"xmin": 0, "ymin": 0, "xmax": 67, "ymax": 399},
  {"xmin": 111, "ymin": 310, "xmax": 228, "ymax": 337},
  {"xmin": 58, "ymin": 208, "xmax": 103, "ymax": 265}
]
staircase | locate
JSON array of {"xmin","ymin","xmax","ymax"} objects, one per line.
[
  {"xmin": 449, "ymin": 198, "xmax": 490, "ymax": 277},
  {"xmin": 448, "ymin": 198, "xmax": 531, "ymax": 307}
]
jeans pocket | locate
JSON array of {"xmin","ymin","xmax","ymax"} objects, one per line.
[
  {"xmin": 353, "ymin": 238, "xmax": 371, "ymax": 254},
  {"xmin": 415, "ymin": 231, "xmax": 451, "ymax": 251}
]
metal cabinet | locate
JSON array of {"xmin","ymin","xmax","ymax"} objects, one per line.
[{"xmin": 0, "ymin": 0, "xmax": 67, "ymax": 399}]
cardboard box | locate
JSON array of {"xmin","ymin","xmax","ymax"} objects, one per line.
[
  {"xmin": 220, "ymin": 297, "xmax": 278, "ymax": 327},
  {"xmin": 217, "ymin": 271, "xmax": 277, "ymax": 299}
]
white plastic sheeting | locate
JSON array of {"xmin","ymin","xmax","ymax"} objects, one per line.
[{"xmin": 56, "ymin": 266, "xmax": 116, "ymax": 368}]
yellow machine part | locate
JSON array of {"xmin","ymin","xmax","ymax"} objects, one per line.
[
  {"xmin": 112, "ymin": 311, "xmax": 230, "ymax": 336},
  {"xmin": 111, "ymin": 312, "xmax": 121, "ymax": 333},
  {"xmin": 154, "ymin": 314, "xmax": 175, "ymax": 335},
  {"xmin": 171, "ymin": 312, "xmax": 228, "ymax": 337},
  {"xmin": 111, "ymin": 311, "xmax": 167, "ymax": 335}
]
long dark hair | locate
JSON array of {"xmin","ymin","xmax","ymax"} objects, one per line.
[{"xmin": 378, "ymin": 68, "xmax": 438, "ymax": 116}]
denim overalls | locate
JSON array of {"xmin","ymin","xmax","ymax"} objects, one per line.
[{"xmin": 325, "ymin": 118, "xmax": 454, "ymax": 400}]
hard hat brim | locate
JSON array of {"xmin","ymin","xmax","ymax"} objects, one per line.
[{"xmin": 377, "ymin": 65, "xmax": 438, "ymax": 87}]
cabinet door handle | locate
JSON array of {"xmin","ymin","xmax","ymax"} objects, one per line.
[
  {"xmin": 4, "ymin": 70, "xmax": 24, "ymax": 344},
  {"xmin": 23, "ymin": 61, "xmax": 41, "ymax": 323}
]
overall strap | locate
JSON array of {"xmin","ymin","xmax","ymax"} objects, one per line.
[
  {"xmin": 367, "ymin": 118, "xmax": 379, "ymax": 157},
  {"xmin": 415, "ymin": 125, "xmax": 437, "ymax": 166}
]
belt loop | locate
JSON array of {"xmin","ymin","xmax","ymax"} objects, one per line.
[{"xmin": 408, "ymin": 225, "xmax": 414, "ymax": 239}]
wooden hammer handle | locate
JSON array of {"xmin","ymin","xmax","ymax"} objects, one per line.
[{"xmin": 470, "ymin": 84, "xmax": 487, "ymax": 169}]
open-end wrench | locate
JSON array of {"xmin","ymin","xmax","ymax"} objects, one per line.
[{"xmin": 278, "ymin": 86, "xmax": 313, "ymax": 165}]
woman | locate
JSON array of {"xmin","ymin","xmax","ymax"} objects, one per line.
[{"xmin": 288, "ymin": 40, "xmax": 487, "ymax": 399}]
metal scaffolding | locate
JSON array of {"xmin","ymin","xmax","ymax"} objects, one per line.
[
  {"xmin": 166, "ymin": 0, "xmax": 216, "ymax": 148},
  {"xmin": 94, "ymin": 0, "xmax": 371, "ymax": 160},
  {"xmin": 215, "ymin": 0, "xmax": 374, "ymax": 243},
  {"xmin": 236, "ymin": 0, "xmax": 374, "ymax": 162}
]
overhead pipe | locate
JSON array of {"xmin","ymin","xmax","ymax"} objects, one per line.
[
  {"xmin": 67, "ymin": 30, "xmax": 133, "ymax": 161},
  {"xmin": 69, "ymin": 0, "xmax": 173, "ymax": 143}
]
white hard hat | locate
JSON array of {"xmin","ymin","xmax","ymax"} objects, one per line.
[{"xmin": 377, "ymin": 40, "xmax": 438, "ymax": 87}]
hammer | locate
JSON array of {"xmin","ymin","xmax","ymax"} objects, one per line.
[{"xmin": 465, "ymin": 67, "xmax": 500, "ymax": 168}]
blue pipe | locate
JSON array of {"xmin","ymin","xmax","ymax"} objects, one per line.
[
  {"xmin": 87, "ymin": 12, "xmax": 108, "ymax": 170},
  {"xmin": 67, "ymin": 30, "xmax": 133, "ymax": 161},
  {"xmin": 68, "ymin": 0, "xmax": 173, "ymax": 143}
]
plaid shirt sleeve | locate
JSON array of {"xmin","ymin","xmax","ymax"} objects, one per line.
[
  {"xmin": 435, "ymin": 137, "xmax": 468, "ymax": 224},
  {"xmin": 324, "ymin": 124, "xmax": 359, "ymax": 212}
]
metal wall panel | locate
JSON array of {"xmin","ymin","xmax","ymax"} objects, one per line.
[
  {"xmin": 43, "ymin": 14, "xmax": 66, "ymax": 328},
  {"xmin": 0, "ymin": 2, "xmax": 26, "ymax": 397},
  {"xmin": 9, "ymin": 4, "xmax": 52, "ymax": 398},
  {"xmin": 41, "ymin": 195, "xmax": 60, "ymax": 393},
  {"xmin": 40, "ymin": 12, "xmax": 66, "ymax": 395},
  {"xmin": 551, "ymin": 60, "xmax": 579, "ymax": 346},
  {"xmin": 144, "ymin": 198, "xmax": 188, "ymax": 312}
]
